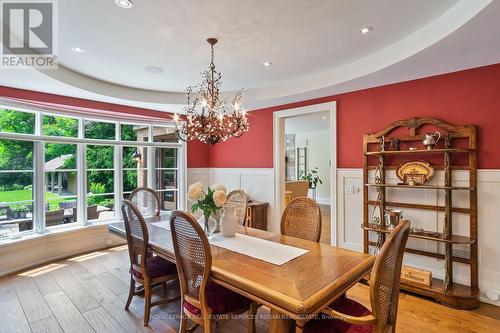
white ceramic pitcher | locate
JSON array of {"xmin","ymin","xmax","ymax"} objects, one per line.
[{"xmin": 220, "ymin": 205, "xmax": 237, "ymax": 237}]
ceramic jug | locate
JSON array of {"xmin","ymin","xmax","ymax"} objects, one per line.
[{"xmin": 220, "ymin": 205, "xmax": 237, "ymax": 237}]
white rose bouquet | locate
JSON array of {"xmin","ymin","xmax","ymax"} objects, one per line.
[{"xmin": 188, "ymin": 182, "xmax": 228, "ymax": 237}]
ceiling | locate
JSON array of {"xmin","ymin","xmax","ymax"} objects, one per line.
[{"xmin": 0, "ymin": 0, "xmax": 499, "ymax": 112}]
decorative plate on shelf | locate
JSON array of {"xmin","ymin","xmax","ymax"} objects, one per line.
[{"xmin": 396, "ymin": 160, "xmax": 435, "ymax": 185}]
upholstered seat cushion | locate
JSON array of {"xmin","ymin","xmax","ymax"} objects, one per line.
[
  {"xmin": 130, "ymin": 256, "xmax": 177, "ymax": 280},
  {"xmin": 303, "ymin": 295, "xmax": 373, "ymax": 333},
  {"xmin": 183, "ymin": 281, "xmax": 251, "ymax": 315}
]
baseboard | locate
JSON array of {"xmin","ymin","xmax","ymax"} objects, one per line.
[
  {"xmin": 0, "ymin": 224, "xmax": 125, "ymax": 277},
  {"xmin": 315, "ymin": 196, "xmax": 331, "ymax": 205}
]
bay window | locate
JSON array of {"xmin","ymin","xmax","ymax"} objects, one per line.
[{"xmin": 0, "ymin": 107, "xmax": 185, "ymax": 240}]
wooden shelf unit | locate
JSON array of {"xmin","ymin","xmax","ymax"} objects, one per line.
[
  {"xmin": 362, "ymin": 223, "xmax": 474, "ymax": 244},
  {"xmin": 364, "ymin": 183, "xmax": 474, "ymax": 191},
  {"xmin": 362, "ymin": 117, "xmax": 479, "ymax": 309},
  {"xmin": 365, "ymin": 148, "xmax": 473, "ymax": 155}
]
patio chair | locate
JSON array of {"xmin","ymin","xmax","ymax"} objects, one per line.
[
  {"xmin": 72, "ymin": 205, "xmax": 100, "ymax": 222},
  {"xmin": 45, "ymin": 209, "xmax": 65, "ymax": 227}
]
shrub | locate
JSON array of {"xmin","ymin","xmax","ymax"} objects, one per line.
[{"xmin": 89, "ymin": 182, "xmax": 106, "ymax": 195}]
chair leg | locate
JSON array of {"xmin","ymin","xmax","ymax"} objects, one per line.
[
  {"xmin": 248, "ymin": 303, "xmax": 257, "ymax": 333},
  {"xmin": 203, "ymin": 318, "xmax": 213, "ymax": 333},
  {"xmin": 143, "ymin": 284, "xmax": 152, "ymax": 326},
  {"xmin": 124, "ymin": 276, "xmax": 135, "ymax": 310},
  {"xmin": 179, "ymin": 313, "xmax": 188, "ymax": 333},
  {"xmin": 295, "ymin": 319, "xmax": 305, "ymax": 333}
]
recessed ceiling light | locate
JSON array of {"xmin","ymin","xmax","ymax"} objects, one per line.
[
  {"xmin": 263, "ymin": 61, "xmax": 272, "ymax": 67},
  {"xmin": 71, "ymin": 46, "xmax": 85, "ymax": 53},
  {"xmin": 115, "ymin": 0, "xmax": 133, "ymax": 9},
  {"xmin": 322, "ymin": 116, "xmax": 327, "ymax": 120},
  {"xmin": 360, "ymin": 26, "xmax": 374, "ymax": 34},
  {"xmin": 144, "ymin": 66, "xmax": 164, "ymax": 74}
]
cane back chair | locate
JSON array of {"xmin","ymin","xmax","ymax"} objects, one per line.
[
  {"xmin": 225, "ymin": 190, "xmax": 249, "ymax": 226},
  {"xmin": 280, "ymin": 197, "xmax": 322, "ymax": 242},
  {"xmin": 122, "ymin": 200, "xmax": 178, "ymax": 326},
  {"xmin": 301, "ymin": 220, "xmax": 411, "ymax": 333},
  {"xmin": 169, "ymin": 210, "xmax": 257, "ymax": 333},
  {"xmin": 129, "ymin": 187, "xmax": 161, "ymax": 218}
]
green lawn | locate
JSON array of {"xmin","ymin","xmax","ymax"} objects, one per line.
[{"xmin": 0, "ymin": 190, "xmax": 75, "ymax": 210}]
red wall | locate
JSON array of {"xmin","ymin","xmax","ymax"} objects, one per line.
[
  {"xmin": 3, "ymin": 63, "xmax": 500, "ymax": 169},
  {"xmin": 207, "ymin": 63, "xmax": 500, "ymax": 169}
]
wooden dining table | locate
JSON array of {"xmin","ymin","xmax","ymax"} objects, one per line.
[{"xmin": 108, "ymin": 215, "xmax": 375, "ymax": 332}]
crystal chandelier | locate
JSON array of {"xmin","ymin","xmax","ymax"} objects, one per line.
[{"xmin": 173, "ymin": 38, "xmax": 249, "ymax": 145}]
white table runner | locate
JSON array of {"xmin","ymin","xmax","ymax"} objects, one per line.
[
  {"xmin": 150, "ymin": 221, "xmax": 170, "ymax": 231},
  {"xmin": 210, "ymin": 233, "xmax": 308, "ymax": 266}
]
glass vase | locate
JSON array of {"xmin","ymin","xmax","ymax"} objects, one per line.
[{"xmin": 198, "ymin": 215, "xmax": 217, "ymax": 240}]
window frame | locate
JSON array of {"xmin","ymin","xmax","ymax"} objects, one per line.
[{"xmin": 0, "ymin": 106, "xmax": 186, "ymax": 239}]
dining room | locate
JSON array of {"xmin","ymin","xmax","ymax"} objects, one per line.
[{"xmin": 1, "ymin": 1, "xmax": 500, "ymax": 333}]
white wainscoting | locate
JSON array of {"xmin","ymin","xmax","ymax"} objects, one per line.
[
  {"xmin": 336, "ymin": 168, "xmax": 500, "ymax": 306},
  {"xmin": 187, "ymin": 168, "xmax": 278, "ymax": 233}
]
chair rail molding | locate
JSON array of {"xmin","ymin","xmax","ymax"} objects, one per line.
[{"xmin": 187, "ymin": 167, "xmax": 277, "ymax": 232}]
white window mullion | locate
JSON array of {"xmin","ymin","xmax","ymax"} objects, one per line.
[
  {"xmin": 115, "ymin": 122, "xmax": 123, "ymax": 219},
  {"xmin": 148, "ymin": 146, "xmax": 155, "ymax": 191},
  {"xmin": 32, "ymin": 112, "xmax": 45, "ymax": 233},
  {"xmin": 33, "ymin": 141, "xmax": 45, "ymax": 233},
  {"xmin": 147, "ymin": 125, "xmax": 155, "ymax": 191},
  {"xmin": 179, "ymin": 141, "xmax": 187, "ymax": 210},
  {"xmin": 77, "ymin": 118, "xmax": 87, "ymax": 225},
  {"xmin": 77, "ymin": 143, "xmax": 87, "ymax": 225}
]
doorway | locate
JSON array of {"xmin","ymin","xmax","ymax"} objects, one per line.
[{"xmin": 273, "ymin": 101, "xmax": 337, "ymax": 245}]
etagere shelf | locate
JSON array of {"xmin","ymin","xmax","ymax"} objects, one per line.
[{"xmin": 362, "ymin": 117, "xmax": 479, "ymax": 309}]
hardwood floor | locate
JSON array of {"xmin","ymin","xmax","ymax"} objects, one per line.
[{"xmin": 0, "ymin": 246, "xmax": 499, "ymax": 333}]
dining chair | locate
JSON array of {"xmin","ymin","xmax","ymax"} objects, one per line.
[
  {"xmin": 225, "ymin": 190, "xmax": 249, "ymax": 226},
  {"xmin": 129, "ymin": 187, "xmax": 161, "ymax": 217},
  {"xmin": 169, "ymin": 210, "xmax": 257, "ymax": 333},
  {"xmin": 300, "ymin": 220, "xmax": 411, "ymax": 333},
  {"xmin": 280, "ymin": 197, "xmax": 322, "ymax": 242},
  {"xmin": 285, "ymin": 180, "xmax": 310, "ymax": 200},
  {"xmin": 121, "ymin": 199, "xmax": 179, "ymax": 326}
]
